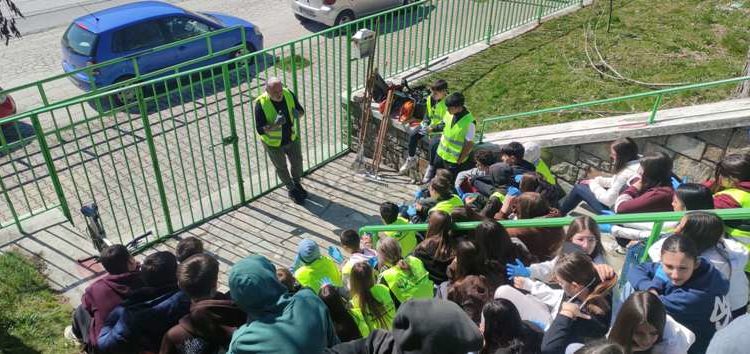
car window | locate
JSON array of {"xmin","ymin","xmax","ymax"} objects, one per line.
[
  {"xmin": 112, "ymin": 20, "xmax": 168, "ymax": 53},
  {"xmin": 162, "ymin": 16, "xmax": 212, "ymax": 41},
  {"xmin": 64, "ymin": 23, "xmax": 98, "ymax": 56}
]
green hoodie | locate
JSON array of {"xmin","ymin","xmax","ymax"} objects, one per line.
[{"xmin": 227, "ymin": 255, "xmax": 339, "ymax": 354}]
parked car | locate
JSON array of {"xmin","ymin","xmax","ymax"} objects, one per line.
[
  {"xmin": 0, "ymin": 88, "xmax": 16, "ymax": 121},
  {"xmin": 290, "ymin": 0, "xmax": 414, "ymax": 26},
  {"xmin": 61, "ymin": 1, "xmax": 263, "ymax": 96}
]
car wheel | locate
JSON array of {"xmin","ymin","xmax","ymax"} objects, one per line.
[
  {"xmin": 334, "ymin": 10, "xmax": 355, "ymax": 26},
  {"xmin": 233, "ymin": 42, "xmax": 257, "ymax": 58},
  {"xmin": 113, "ymin": 76, "xmax": 137, "ymax": 107}
]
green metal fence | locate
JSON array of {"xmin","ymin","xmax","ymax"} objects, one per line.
[
  {"xmin": 476, "ymin": 75, "xmax": 750, "ymax": 142},
  {"xmin": 0, "ymin": 0, "xmax": 587, "ymax": 250}
]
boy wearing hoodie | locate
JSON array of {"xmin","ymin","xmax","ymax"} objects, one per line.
[
  {"xmin": 97, "ymin": 251, "xmax": 191, "ymax": 353},
  {"xmin": 160, "ymin": 253, "xmax": 246, "ymax": 354},
  {"xmin": 66, "ymin": 245, "xmax": 143, "ymax": 351},
  {"xmin": 340, "ymin": 229, "xmax": 378, "ymax": 289},
  {"xmin": 228, "ymin": 255, "xmax": 339, "ymax": 354}
]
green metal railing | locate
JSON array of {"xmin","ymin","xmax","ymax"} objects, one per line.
[
  {"xmin": 359, "ymin": 208, "xmax": 750, "ymax": 263},
  {"xmin": 476, "ymin": 75, "xmax": 750, "ymax": 142},
  {"xmin": 0, "ymin": 0, "xmax": 588, "ymax": 252},
  {"xmin": 0, "ymin": 25, "xmax": 248, "ymax": 111}
]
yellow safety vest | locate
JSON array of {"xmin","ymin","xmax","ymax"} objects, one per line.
[
  {"xmin": 351, "ymin": 284, "xmax": 396, "ymax": 331},
  {"xmin": 716, "ymin": 189, "xmax": 750, "ymax": 271},
  {"xmin": 349, "ymin": 308, "xmax": 371, "ymax": 338},
  {"xmin": 536, "ymin": 159, "xmax": 556, "ymax": 185},
  {"xmin": 381, "ymin": 217, "xmax": 418, "ymax": 257},
  {"xmin": 429, "ymin": 194, "xmax": 464, "ymax": 214},
  {"xmin": 437, "ymin": 112, "xmax": 475, "ymax": 163},
  {"xmin": 380, "ymin": 256, "xmax": 434, "ymax": 303},
  {"xmin": 255, "ymin": 89, "xmax": 298, "ymax": 147},
  {"xmin": 426, "ymin": 97, "xmax": 448, "ymax": 127},
  {"xmin": 294, "ymin": 256, "xmax": 342, "ymax": 294}
]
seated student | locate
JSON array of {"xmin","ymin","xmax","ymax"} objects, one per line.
[
  {"xmin": 97, "ymin": 251, "xmax": 191, "ymax": 353},
  {"xmin": 339, "ymin": 229, "xmax": 378, "ymax": 289},
  {"xmin": 413, "ymin": 211, "xmax": 456, "ymax": 284},
  {"xmin": 574, "ymin": 340, "xmax": 626, "ymax": 354},
  {"xmin": 479, "ymin": 298, "xmax": 543, "ymax": 354},
  {"xmin": 706, "ymin": 314, "xmax": 750, "ymax": 354},
  {"xmin": 540, "ymin": 252, "xmax": 617, "ymax": 354},
  {"xmin": 160, "ymin": 254, "xmax": 247, "ymax": 354},
  {"xmin": 611, "ymin": 183, "xmax": 714, "ymax": 243},
  {"xmin": 319, "ymin": 284, "xmax": 368, "ymax": 342},
  {"xmin": 377, "ymin": 202, "xmax": 418, "ymax": 257},
  {"xmin": 276, "ymin": 268, "xmax": 301, "ymax": 293},
  {"xmin": 473, "ymin": 220, "xmax": 533, "ymax": 272},
  {"xmin": 427, "ymin": 173, "xmax": 464, "ymax": 215},
  {"xmin": 500, "ymin": 141, "xmax": 536, "ymax": 176},
  {"xmin": 608, "ymin": 291, "xmax": 695, "ymax": 354},
  {"xmin": 519, "ymin": 172, "xmax": 566, "ymax": 209},
  {"xmin": 446, "ymin": 240, "xmax": 505, "ymax": 293},
  {"xmin": 293, "ymin": 239, "xmax": 343, "ymax": 294},
  {"xmin": 614, "ymin": 152, "xmax": 675, "ymax": 214},
  {"xmin": 523, "ymin": 141, "xmax": 556, "ymax": 185},
  {"xmin": 447, "ymin": 275, "xmax": 492, "ymax": 324},
  {"xmin": 472, "ymin": 142, "xmax": 535, "ymax": 198},
  {"xmin": 349, "ymin": 262, "xmax": 396, "ymax": 332},
  {"xmin": 175, "ymin": 236, "xmax": 204, "ymax": 263},
  {"xmin": 628, "ymin": 235, "xmax": 731, "ymax": 354},
  {"xmin": 66, "ymin": 245, "xmax": 143, "ymax": 352},
  {"xmin": 324, "ymin": 299, "xmax": 483, "ymax": 354},
  {"xmin": 560, "ymin": 137, "xmax": 640, "ymax": 215},
  {"xmin": 707, "ymin": 152, "xmax": 750, "ymax": 266},
  {"xmin": 227, "ymin": 255, "xmax": 339, "ymax": 353},
  {"xmin": 501, "ymin": 192, "xmax": 565, "ymax": 261},
  {"xmin": 647, "ymin": 211, "xmax": 749, "ymax": 320},
  {"xmin": 376, "ymin": 237, "xmax": 434, "ymax": 306},
  {"xmin": 508, "ymin": 216, "xmax": 607, "ymax": 283},
  {"xmin": 455, "ymin": 148, "xmax": 496, "ymax": 196},
  {"xmin": 400, "ymin": 79, "xmax": 449, "ymax": 177}
]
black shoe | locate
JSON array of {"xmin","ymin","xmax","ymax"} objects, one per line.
[
  {"xmin": 288, "ymin": 187, "xmax": 305, "ymax": 205},
  {"xmin": 294, "ymin": 182, "xmax": 308, "ymax": 199}
]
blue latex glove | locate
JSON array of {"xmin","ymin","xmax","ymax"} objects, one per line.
[
  {"xmin": 514, "ymin": 174, "xmax": 523, "ymax": 183},
  {"xmin": 328, "ymin": 246, "xmax": 344, "ymax": 264},
  {"xmin": 505, "ymin": 258, "xmax": 531, "ymax": 279},
  {"xmin": 600, "ymin": 210, "xmax": 615, "ymax": 215},
  {"xmin": 414, "ymin": 188, "xmax": 424, "ymax": 200},
  {"xmin": 407, "ymin": 204, "xmax": 418, "ymax": 217},
  {"xmin": 671, "ymin": 176, "xmax": 683, "ymax": 190},
  {"xmin": 368, "ymin": 257, "xmax": 378, "ymax": 269},
  {"xmin": 599, "ymin": 223, "xmax": 613, "ymax": 234},
  {"xmin": 507, "ymin": 186, "xmax": 521, "ymax": 197}
]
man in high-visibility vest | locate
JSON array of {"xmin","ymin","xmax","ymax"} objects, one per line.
[
  {"xmin": 399, "ymin": 80, "xmax": 449, "ymax": 177},
  {"xmin": 431, "ymin": 92, "xmax": 476, "ymax": 181},
  {"xmin": 254, "ymin": 77, "xmax": 307, "ymax": 204}
]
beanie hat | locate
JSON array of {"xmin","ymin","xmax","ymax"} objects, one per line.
[{"xmin": 297, "ymin": 239, "xmax": 321, "ymax": 264}]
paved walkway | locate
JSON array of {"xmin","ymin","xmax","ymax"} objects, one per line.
[{"xmin": 0, "ymin": 153, "xmax": 414, "ymax": 306}]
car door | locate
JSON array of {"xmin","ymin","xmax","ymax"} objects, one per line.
[
  {"xmin": 353, "ymin": 0, "xmax": 389, "ymax": 16},
  {"xmin": 161, "ymin": 16, "xmax": 216, "ymax": 70},
  {"xmin": 111, "ymin": 19, "xmax": 174, "ymax": 78}
]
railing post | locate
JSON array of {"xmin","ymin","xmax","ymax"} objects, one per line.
[
  {"xmin": 30, "ymin": 113, "xmax": 72, "ymax": 223},
  {"xmin": 647, "ymin": 94, "xmax": 663, "ymax": 125},
  {"xmin": 0, "ymin": 148, "xmax": 24, "ymax": 233},
  {"xmin": 639, "ymin": 221, "xmax": 664, "ymax": 263},
  {"xmin": 221, "ymin": 64, "xmax": 246, "ymax": 203},
  {"xmin": 290, "ymin": 44, "xmax": 299, "ymax": 96},
  {"xmin": 346, "ymin": 24, "xmax": 353, "ymax": 148},
  {"xmin": 135, "ymin": 87, "xmax": 174, "ymax": 235},
  {"xmin": 486, "ymin": 0, "xmax": 497, "ymax": 45},
  {"xmin": 537, "ymin": 0, "xmax": 544, "ymax": 23},
  {"xmin": 423, "ymin": 0, "xmax": 433, "ymax": 69}
]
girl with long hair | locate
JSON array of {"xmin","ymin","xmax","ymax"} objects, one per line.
[
  {"xmin": 349, "ymin": 262, "xmax": 396, "ymax": 332},
  {"xmin": 628, "ymin": 235, "xmax": 731, "ymax": 354},
  {"xmin": 376, "ymin": 237, "xmax": 434, "ymax": 305},
  {"xmin": 614, "ymin": 152, "xmax": 675, "ymax": 214},
  {"xmin": 413, "ymin": 210, "xmax": 456, "ymax": 284},
  {"xmin": 319, "ymin": 284, "xmax": 367, "ymax": 342},
  {"xmin": 560, "ymin": 137, "xmax": 640, "ymax": 215},
  {"xmin": 479, "ymin": 298, "xmax": 543, "ymax": 354},
  {"xmin": 504, "ymin": 192, "xmax": 565, "ymax": 261},
  {"xmin": 541, "ymin": 252, "xmax": 617, "ymax": 354},
  {"xmin": 709, "ymin": 152, "xmax": 750, "ymax": 260}
]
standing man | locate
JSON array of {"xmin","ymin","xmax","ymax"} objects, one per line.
[
  {"xmin": 255, "ymin": 77, "xmax": 307, "ymax": 204},
  {"xmin": 430, "ymin": 92, "xmax": 475, "ymax": 181},
  {"xmin": 399, "ymin": 80, "xmax": 449, "ymax": 177}
]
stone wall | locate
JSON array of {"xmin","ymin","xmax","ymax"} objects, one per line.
[{"xmin": 547, "ymin": 127, "xmax": 750, "ymax": 192}]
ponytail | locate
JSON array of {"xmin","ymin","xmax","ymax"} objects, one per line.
[
  {"xmin": 554, "ymin": 252, "xmax": 616, "ymax": 316},
  {"xmin": 396, "ymin": 259, "xmax": 412, "ymax": 275}
]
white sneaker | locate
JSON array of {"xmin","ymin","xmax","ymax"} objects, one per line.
[
  {"xmin": 420, "ymin": 165, "xmax": 436, "ymax": 184},
  {"xmin": 399, "ymin": 156, "xmax": 417, "ymax": 175},
  {"xmin": 64, "ymin": 325, "xmax": 82, "ymax": 345}
]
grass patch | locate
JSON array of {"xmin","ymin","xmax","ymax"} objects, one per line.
[
  {"xmin": 274, "ymin": 54, "xmax": 312, "ymax": 72},
  {"xmin": 0, "ymin": 251, "xmax": 77, "ymax": 354},
  {"xmin": 421, "ymin": 0, "xmax": 750, "ymax": 132}
]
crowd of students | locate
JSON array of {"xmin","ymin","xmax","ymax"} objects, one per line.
[{"xmin": 65, "ymin": 139, "xmax": 750, "ymax": 354}]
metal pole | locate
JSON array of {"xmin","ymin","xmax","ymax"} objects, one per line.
[
  {"xmin": 607, "ymin": 0, "xmax": 614, "ymax": 33},
  {"xmin": 423, "ymin": 0, "xmax": 433, "ymax": 69},
  {"xmin": 647, "ymin": 94, "xmax": 663, "ymax": 125},
  {"xmin": 640, "ymin": 221, "xmax": 664, "ymax": 263},
  {"xmin": 30, "ymin": 113, "xmax": 72, "ymax": 222},
  {"xmin": 135, "ymin": 87, "xmax": 174, "ymax": 235},
  {"xmin": 290, "ymin": 45, "xmax": 299, "ymax": 96},
  {"xmin": 346, "ymin": 24, "xmax": 353, "ymax": 148},
  {"xmin": 222, "ymin": 64, "xmax": 246, "ymax": 203}
]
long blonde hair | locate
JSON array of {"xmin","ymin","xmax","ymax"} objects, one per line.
[{"xmin": 377, "ymin": 237, "xmax": 411, "ymax": 275}]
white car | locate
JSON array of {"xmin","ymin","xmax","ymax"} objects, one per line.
[{"xmin": 290, "ymin": 0, "xmax": 413, "ymax": 27}]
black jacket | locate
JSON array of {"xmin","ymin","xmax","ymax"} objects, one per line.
[{"xmin": 540, "ymin": 300, "xmax": 611, "ymax": 354}]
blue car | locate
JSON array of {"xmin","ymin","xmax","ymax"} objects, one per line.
[{"xmin": 61, "ymin": 1, "xmax": 263, "ymax": 94}]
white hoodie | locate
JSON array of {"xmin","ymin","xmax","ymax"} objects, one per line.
[
  {"xmin": 648, "ymin": 237, "xmax": 749, "ymax": 311},
  {"xmin": 529, "ymin": 253, "xmax": 607, "ymax": 283},
  {"xmin": 588, "ymin": 160, "xmax": 641, "ymax": 208}
]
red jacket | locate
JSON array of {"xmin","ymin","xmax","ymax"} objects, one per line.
[
  {"xmin": 710, "ymin": 181, "xmax": 750, "ymax": 209},
  {"xmin": 615, "ymin": 186, "xmax": 674, "ymax": 214},
  {"xmin": 81, "ymin": 271, "xmax": 143, "ymax": 346}
]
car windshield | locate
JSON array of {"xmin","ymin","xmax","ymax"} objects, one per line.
[
  {"xmin": 64, "ymin": 23, "xmax": 98, "ymax": 56},
  {"xmin": 187, "ymin": 10, "xmax": 221, "ymax": 27}
]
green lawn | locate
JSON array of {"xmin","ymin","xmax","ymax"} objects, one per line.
[
  {"xmin": 422, "ymin": 0, "xmax": 750, "ymax": 132},
  {"xmin": 0, "ymin": 251, "xmax": 77, "ymax": 354}
]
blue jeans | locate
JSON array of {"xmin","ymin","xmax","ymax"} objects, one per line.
[{"xmin": 559, "ymin": 183, "xmax": 610, "ymax": 215}]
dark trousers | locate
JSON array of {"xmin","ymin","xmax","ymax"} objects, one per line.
[
  {"xmin": 264, "ymin": 139, "xmax": 304, "ymax": 190},
  {"xmin": 432, "ymin": 155, "xmax": 461, "ymax": 181},
  {"xmin": 559, "ymin": 183, "xmax": 610, "ymax": 215},
  {"xmin": 71, "ymin": 305, "xmax": 92, "ymax": 346},
  {"xmin": 407, "ymin": 129, "xmax": 440, "ymax": 162}
]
